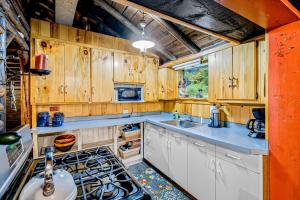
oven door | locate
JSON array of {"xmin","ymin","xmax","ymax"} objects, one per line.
[{"xmin": 117, "ymin": 87, "xmax": 142, "ymax": 102}]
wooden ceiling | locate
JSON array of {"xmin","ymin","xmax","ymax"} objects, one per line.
[{"xmin": 22, "ymin": 0, "xmax": 266, "ymax": 63}]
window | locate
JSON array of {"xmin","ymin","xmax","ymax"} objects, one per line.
[{"xmin": 177, "ymin": 56, "xmax": 208, "ymax": 99}]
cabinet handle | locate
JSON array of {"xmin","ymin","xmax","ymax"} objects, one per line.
[
  {"xmin": 59, "ymin": 85, "xmax": 64, "ymax": 94},
  {"xmin": 209, "ymin": 159, "xmax": 215, "ymax": 172},
  {"xmin": 225, "ymin": 153, "xmax": 241, "ymax": 160},
  {"xmin": 216, "ymin": 160, "xmax": 223, "ymax": 177},
  {"xmin": 64, "ymin": 85, "xmax": 68, "ymax": 94},
  {"xmin": 232, "ymin": 77, "xmax": 238, "ymax": 88},
  {"xmin": 91, "ymin": 87, "xmax": 95, "ymax": 95},
  {"xmin": 228, "ymin": 77, "xmax": 233, "ymax": 88},
  {"xmin": 194, "ymin": 142, "xmax": 205, "ymax": 147},
  {"xmin": 173, "ymin": 135, "xmax": 181, "ymax": 140}
]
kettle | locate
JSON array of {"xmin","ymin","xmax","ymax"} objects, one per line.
[{"xmin": 208, "ymin": 104, "xmax": 221, "ymax": 128}]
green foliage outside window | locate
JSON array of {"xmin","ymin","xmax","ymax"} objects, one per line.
[{"xmin": 178, "ymin": 57, "xmax": 208, "ymax": 99}]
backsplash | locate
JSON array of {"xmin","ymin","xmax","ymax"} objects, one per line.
[{"xmin": 163, "ymin": 101, "xmax": 265, "ymax": 125}]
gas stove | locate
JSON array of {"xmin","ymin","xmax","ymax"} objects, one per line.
[{"xmin": 27, "ymin": 146, "xmax": 150, "ymax": 200}]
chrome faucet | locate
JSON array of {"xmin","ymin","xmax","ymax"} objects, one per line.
[{"xmin": 43, "ymin": 146, "xmax": 55, "ymax": 197}]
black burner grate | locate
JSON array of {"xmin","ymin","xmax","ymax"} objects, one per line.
[{"xmin": 31, "ymin": 147, "xmax": 150, "ymax": 200}]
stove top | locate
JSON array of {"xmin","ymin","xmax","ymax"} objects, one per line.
[{"xmin": 29, "ymin": 147, "xmax": 150, "ymax": 200}]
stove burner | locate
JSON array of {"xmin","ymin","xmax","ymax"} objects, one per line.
[{"xmin": 30, "ymin": 146, "xmax": 149, "ymax": 200}]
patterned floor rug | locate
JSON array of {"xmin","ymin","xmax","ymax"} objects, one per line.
[{"xmin": 128, "ymin": 162, "xmax": 191, "ymax": 200}]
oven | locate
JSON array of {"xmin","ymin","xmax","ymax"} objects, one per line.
[{"xmin": 114, "ymin": 84, "xmax": 144, "ymax": 102}]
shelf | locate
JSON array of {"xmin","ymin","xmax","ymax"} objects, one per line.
[
  {"xmin": 82, "ymin": 139, "xmax": 114, "ymax": 150},
  {"xmin": 117, "ymin": 137, "xmax": 141, "ymax": 145},
  {"xmin": 29, "ymin": 69, "xmax": 51, "ymax": 76}
]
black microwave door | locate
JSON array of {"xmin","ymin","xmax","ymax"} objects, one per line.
[{"xmin": 118, "ymin": 88, "xmax": 139, "ymax": 101}]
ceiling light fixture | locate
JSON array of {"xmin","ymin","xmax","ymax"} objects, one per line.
[{"xmin": 132, "ymin": 13, "xmax": 155, "ymax": 53}]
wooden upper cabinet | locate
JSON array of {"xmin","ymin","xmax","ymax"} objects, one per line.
[
  {"xmin": 215, "ymin": 47, "xmax": 233, "ymax": 100},
  {"xmin": 258, "ymin": 41, "xmax": 266, "ymax": 104},
  {"xmin": 113, "ymin": 52, "xmax": 145, "ymax": 83},
  {"xmin": 64, "ymin": 45, "xmax": 90, "ymax": 102},
  {"xmin": 232, "ymin": 42, "xmax": 257, "ymax": 100},
  {"xmin": 32, "ymin": 39, "xmax": 65, "ymax": 104},
  {"xmin": 91, "ymin": 49, "xmax": 114, "ymax": 102},
  {"xmin": 144, "ymin": 57, "xmax": 159, "ymax": 102},
  {"xmin": 208, "ymin": 42, "xmax": 258, "ymax": 102},
  {"xmin": 158, "ymin": 68, "xmax": 178, "ymax": 100}
]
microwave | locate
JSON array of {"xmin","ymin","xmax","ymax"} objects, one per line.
[{"xmin": 114, "ymin": 84, "xmax": 144, "ymax": 102}]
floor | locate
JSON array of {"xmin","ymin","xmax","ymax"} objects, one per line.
[{"xmin": 128, "ymin": 162, "xmax": 191, "ymax": 200}]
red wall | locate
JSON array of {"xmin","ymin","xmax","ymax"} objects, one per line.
[{"xmin": 269, "ymin": 20, "xmax": 300, "ymax": 200}]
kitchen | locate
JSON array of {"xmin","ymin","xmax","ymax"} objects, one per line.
[{"xmin": 0, "ymin": 0, "xmax": 299, "ymax": 200}]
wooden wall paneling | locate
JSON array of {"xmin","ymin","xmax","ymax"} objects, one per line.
[
  {"xmin": 91, "ymin": 48, "xmax": 114, "ymax": 102},
  {"xmin": 80, "ymin": 126, "xmax": 114, "ymax": 149},
  {"xmin": 232, "ymin": 42, "xmax": 257, "ymax": 100},
  {"xmin": 51, "ymin": 23, "xmax": 69, "ymax": 41},
  {"xmin": 31, "ymin": 39, "xmax": 65, "ymax": 104},
  {"xmin": 64, "ymin": 44, "xmax": 90, "ymax": 102},
  {"xmin": 35, "ymin": 104, "xmax": 89, "ymax": 118}
]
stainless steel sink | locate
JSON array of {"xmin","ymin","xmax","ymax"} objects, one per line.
[{"xmin": 161, "ymin": 119, "xmax": 202, "ymax": 128}]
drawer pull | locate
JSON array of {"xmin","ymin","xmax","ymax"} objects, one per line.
[
  {"xmin": 225, "ymin": 154, "xmax": 241, "ymax": 160},
  {"xmin": 173, "ymin": 135, "xmax": 181, "ymax": 139},
  {"xmin": 194, "ymin": 142, "xmax": 205, "ymax": 147}
]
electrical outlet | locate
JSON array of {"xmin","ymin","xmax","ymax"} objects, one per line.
[{"xmin": 123, "ymin": 109, "xmax": 129, "ymax": 114}]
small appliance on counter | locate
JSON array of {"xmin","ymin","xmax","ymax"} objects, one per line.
[
  {"xmin": 37, "ymin": 112, "xmax": 50, "ymax": 127},
  {"xmin": 52, "ymin": 112, "xmax": 64, "ymax": 127},
  {"xmin": 208, "ymin": 104, "xmax": 221, "ymax": 128},
  {"xmin": 247, "ymin": 108, "xmax": 265, "ymax": 139}
]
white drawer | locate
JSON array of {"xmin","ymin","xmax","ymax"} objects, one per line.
[
  {"xmin": 188, "ymin": 137, "xmax": 215, "ymax": 154},
  {"xmin": 216, "ymin": 146, "xmax": 262, "ymax": 173}
]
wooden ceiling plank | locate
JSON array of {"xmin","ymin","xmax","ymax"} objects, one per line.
[
  {"xmin": 93, "ymin": 0, "xmax": 176, "ymax": 60},
  {"xmin": 151, "ymin": 15, "xmax": 200, "ymax": 54},
  {"xmin": 112, "ymin": 0, "xmax": 240, "ymax": 45},
  {"xmin": 55, "ymin": 0, "xmax": 79, "ymax": 26}
]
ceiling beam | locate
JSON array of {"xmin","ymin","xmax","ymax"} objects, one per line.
[
  {"xmin": 93, "ymin": 0, "xmax": 176, "ymax": 61},
  {"xmin": 55, "ymin": 0, "xmax": 78, "ymax": 26},
  {"xmin": 151, "ymin": 15, "xmax": 200, "ymax": 54},
  {"xmin": 112, "ymin": 0, "xmax": 240, "ymax": 45}
]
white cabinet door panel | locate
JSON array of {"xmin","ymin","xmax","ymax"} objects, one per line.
[
  {"xmin": 216, "ymin": 158, "xmax": 262, "ymax": 200},
  {"xmin": 168, "ymin": 130, "xmax": 188, "ymax": 190},
  {"xmin": 188, "ymin": 139, "xmax": 215, "ymax": 200}
]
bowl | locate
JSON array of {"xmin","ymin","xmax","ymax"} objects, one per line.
[{"xmin": 54, "ymin": 134, "xmax": 76, "ymax": 152}]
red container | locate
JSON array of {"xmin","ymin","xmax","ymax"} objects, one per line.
[{"xmin": 35, "ymin": 54, "xmax": 48, "ymax": 70}]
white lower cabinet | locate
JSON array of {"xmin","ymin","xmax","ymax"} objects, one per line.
[
  {"xmin": 168, "ymin": 130, "xmax": 188, "ymax": 190},
  {"xmin": 144, "ymin": 123, "xmax": 169, "ymax": 176},
  {"xmin": 143, "ymin": 123, "xmax": 263, "ymax": 200},
  {"xmin": 215, "ymin": 158, "xmax": 261, "ymax": 200},
  {"xmin": 188, "ymin": 138, "xmax": 216, "ymax": 200}
]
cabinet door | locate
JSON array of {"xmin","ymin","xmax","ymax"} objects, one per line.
[
  {"xmin": 144, "ymin": 124, "xmax": 156, "ymax": 163},
  {"xmin": 64, "ymin": 45, "xmax": 90, "ymax": 102},
  {"xmin": 188, "ymin": 139, "xmax": 215, "ymax": 200},
  {"xmin": 131, "ymin": 55, "xmax": 146, "ymax": 83},
  {"xmin": 258, "ymin": 41, "xmax": 266, "ymax": 104},
  {"xmin": 113, "ymin": 53, "xmax": 145, "ymax": 83},
  {"xmin": 91, "ymin": 49, "xmax": 114, "ymax": 102},
  {"xmin": 158, "ymin": 68, "xmax": 178, "ymax": 100},
  {"xmin": 216, "ymin": 158, "xmax": 262, "ymax": 200},
  {"xmin": 168, "ymin": 130, "xmax": 188, "ymax": 190},
  {"xmin": 232, "ymin": 42, "xmax": 257, "ymax": 100},
  {"xmin": 144, "ymin": 57, "xmax": 158, "ymax": 102},
  {"xmin": 215, "ymin": 47, "xmax": 233, "ymax": 100},
  {"xmin": 208, "ymin": 52, "xmax": 217, "ymax": 101},
  {"xmin": 32, "ymin": 39, "xmax": 65, "ymax": 104},
  {"xmin": 152, "ymin": 127, "xmax": 169, "ymax": 177}
]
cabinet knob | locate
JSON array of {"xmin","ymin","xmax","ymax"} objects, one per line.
[
  {"xmin": 91, "ymin": 87, "xmax": 95, "ymax": 95},
  {"xmin": 64, "ymin": 85, "xmax": 68, "ymax": 94}
]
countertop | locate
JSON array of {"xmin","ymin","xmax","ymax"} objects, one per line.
[{"xmin": 32, "ymin": 113, "xmax": 268, "ymax": 155}]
